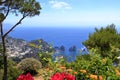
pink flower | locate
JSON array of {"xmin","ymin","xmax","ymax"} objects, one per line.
[
  {"xmin": 25, "ymin": 73, "xmax": 34, "ymax": 80},
  {"xmin": 17, "ymin": 73, "xmax": 34, "ymax": 80},
  {"xmin": 51, "ymin": 73, "xmax": 64, "ymax": 80},
  {"xmin": 65, "ymin": 73, "xmax": 75, "ymax": 80},
  {"xmin": 17, "ymin": 74, "xmax": 26, "ymax": 80},
  {"xmin": 61, "ymin": 72, "xmax": 66, "ymax": 78},
  {"xmin": 51, "ymin": 72, "xmax": 75, "ymax": 80}
]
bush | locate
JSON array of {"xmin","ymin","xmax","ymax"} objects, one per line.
[
  {"xmin": 38, "ymin": 52, "xmax": 52, "ymax": 67},
  {"xmin": 65, "ymin": 52, "xmax": 120, "ymax": 79},
  {"xmin": 17, "ymin": 58, "xmax": 42, "ymax": 75},
  {"xmin": 0, "ymin": 59, "xmax": 22, "ymax": 80},
  {"xmin": 7, "ymin": 66, "xmax": 22, "ymax": 80}
]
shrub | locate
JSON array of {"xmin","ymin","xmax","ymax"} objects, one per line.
[
  {"xmin": 17, "ymin": 58, "xmax": 42, "ymax": 75},
  {"xmin": 65, "ymin": 52, "xmax": 120, "ymax": 79},
  {"xmin": 7, "ymin": 66, "xmax": 22, "ymax": 80},
  {"xmin": 0, "ymin": 59, "xmax": 22, "ymax": 80},
  {"xmin": 38, "ymin": 52, "xmax": 52, "ymax": 67}
]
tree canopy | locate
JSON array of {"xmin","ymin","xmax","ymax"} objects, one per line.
[
  {"xmin": 83, "ymin": 24, "xmax": 120, "ymax": 59},
  {"xmin": 0, "ymin": 0, "xmax": 41, "ymax": 80},
  {"xmin": 0, "ymin": 0, "xmax": 41, "ymax": 17}
]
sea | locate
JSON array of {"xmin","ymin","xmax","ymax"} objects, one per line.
[
  {"xmin": 9, "ymin": 26, "xmax": 120, "ymax": 61},
  {"xmin": 9, "ymin": 27, "xmax": 95, "ymax": 48}
]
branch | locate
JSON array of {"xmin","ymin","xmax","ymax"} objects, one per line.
[
  {"xmin": 0, "ymin": 23, "xmax": 3, "ymax": 37},
  {"xmin": 0, "ymin": 0, "xmax": 7, "ymax": 4},
  {"xmin": 3, "ymin": 2, "xmax": 11, "ymax": 21},
  {"xmin": 0, "ymin": 23, "xmax": 4, "ymax": 54},
  {"xmin": 4, "ymin": 15, "xmax": 27, "ymax": 37}
]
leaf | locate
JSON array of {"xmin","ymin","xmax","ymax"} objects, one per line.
[{"xmin": 0, "ymin": 13, "xmax": 4, "ymax": 22}]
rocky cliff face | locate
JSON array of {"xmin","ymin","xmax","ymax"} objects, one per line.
[{"xmin": 0, "ymin": 36, "xmax": 54, "ymax": 61}]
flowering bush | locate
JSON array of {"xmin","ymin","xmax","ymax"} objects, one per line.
[
  {"xmin": 17, "ymin": 73, "xmax": 34, "ymax": 80},
  {"xmin": 65, "ymin": 53, "xmax": 120, "ymax": 80},
  {"xmin": 51, "ymin": 72, "xmax": 75, "ymax": 80}
]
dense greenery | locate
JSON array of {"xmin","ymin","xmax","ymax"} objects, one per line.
[
  {"xmin": 0, "ymin": 53, "xmax": 22, "ymax": 80},
  {"xmin": 66, "ymin": 53, "xmax": 120, "ymax": 79},
  {"xmin": 83, "ymin": 24, "xmax": 120, "ymax": 60},
  {"xmin": 17, "ymin": 58, "xmax": 42, "ymax": 75},
  {"xmin": 0, "ymin": 58, "xmax": 22, "ymax": 80},
  {"xmin": 38, "ymin": 52, "xmax": 53, "ymax": 67},
  {"xmin": 37, "ymin": 50, "xmax": 120, "ymax": 80}
]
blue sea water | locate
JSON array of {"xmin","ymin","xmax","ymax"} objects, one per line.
[
  {"xmin": 9, "ymin": 27, "xmax": 95, "ymax": 49},
  {"xmin": 9, "ymin": 26, "xmax": 120, "ymax": 61},
  {"xmin": 9, "ymin": 27, "xmax": 95, "ymax": 61}
]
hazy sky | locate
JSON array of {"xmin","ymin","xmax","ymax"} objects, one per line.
[{"xmin": 4, "ymin": 0, "xmax": 120, "ymax": 27}]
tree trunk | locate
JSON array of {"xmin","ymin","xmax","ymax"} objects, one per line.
[
  {"xmin": 0, "ymin": 23, "xmax": 7, "ymax": 80},
  {"xmin": 3, "ymin": 56, "xmax": 7, "ymax": 80},
  {"xmin": 0, "ymin": 14, "xmax": 26, "ymax": 80},
  {"xmin": 2, "ymin": 36, "xmax": 7, "ymax": 80}
]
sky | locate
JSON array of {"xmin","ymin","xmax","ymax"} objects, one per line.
[{"xmin": 4, "ymin": 0, "xmax": 120, "ymax": 27}]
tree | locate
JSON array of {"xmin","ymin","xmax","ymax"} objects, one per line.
[
  {"xmin": 0, "ymin": 0, "xmax": 41, "ymax": 80},
  {"xmin": 83, "ymin": 24, "xmax": 120, "ymax": 59}
]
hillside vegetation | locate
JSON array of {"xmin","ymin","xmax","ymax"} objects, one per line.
[{"xmin": 0, "ymin": 24, "xmax": 120, "ymax": 80}]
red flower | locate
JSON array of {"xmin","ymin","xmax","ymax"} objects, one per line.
[
  {"xmin": 17, "ymin": 73, "xmax": 34, "ymax": 80},
  {"xmin": 17, "ymin": 74, "xmax": 26, "ymax": 80},
  {"xmin": 51, "ymin": 72, "xmax": 75, "ymax": 80},
  {"xmin": 25, "ymin": 73, "xmax": 34, "ymax": 80},
  {"xmin": 51, "ymin": 73, "xmax": 64, "ymax": 80},
  {"xmin": 65, "ymin": 73, "xmax": 75, "ymax": 80},
  {"xmin": 61, "ymin": 72, "xmax": 66, "ymax": 78}
]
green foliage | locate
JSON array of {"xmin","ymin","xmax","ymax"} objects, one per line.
[
  {"xmin": 64, "ymin": 51, "xmax": 120, "ymax": 79},
  {"xmin": 7, "ymin": 60, "xmax": 22, "ymax": 80},
  {"xmin": 0, "ymin": 59, "xmax": 22, "ymax": 80},
  {"xmin": 30, "ymin": 39, "xmax": 54, "ymax": 67},
  {"xmin": 83, "ymin": 24, "xmax": 120, "ymax": 59},
  {"xmin": 19, "ymin": 0, "xmax": 41, "ymax": 17},
  {"xmin": 38, "ymin": 56, "xmax": 67, "ymax": 80},
  {"xmin": 36, "ymin": 51, "xmax": 120, "ymax": 79},
  {"xmin": 0, "ymin": 13, "xmax": 4, "ymax": 22},
  {"xmin": 29, "ymin": 43, "xmax": 39, "ymax": 48},
  {"xmin": 75, "ymin": 71, "xmax": 90, "ymax": 80},
  {"xmin": 17, "ymin": 58, "xmax": 42, "ymax": 75},
  {"xmin": 0, "ymin": 0, "xmax": 41, "ymax": 19},
  {"xmin": 29, "ymin": 39, "xmax": 54, "ymax": 52},
  {"xmin": 38, "ymin": 52, "xmax": 53, "ymax": 67}
]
